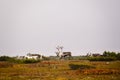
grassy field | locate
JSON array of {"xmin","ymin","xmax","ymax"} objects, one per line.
[{"xmin": 0, "ymin": 60, "xmax": 120, "ymax": 80}]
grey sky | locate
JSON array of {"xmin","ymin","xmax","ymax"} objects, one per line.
[{"xmin": 0, "ymin": 0, "xmax": 120, "ymax": 56}]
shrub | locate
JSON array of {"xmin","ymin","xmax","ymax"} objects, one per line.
[
  {"xmin": 23, "ymin": 59, "xmax": 40, "ymax": 64},
  {"xmin": 69, "ymin": 64, "xmax": 95, "ymax": 70},
  {"xmin": 0, "ymin": 56, "xmax": 41, "ymax": 64},
  {"xmin": 88, "ymin": 57, "xmax": 116, "ymax": 61},
  {"xmin": 116, "ymin": 53, "xmax": 120, "ymax": 60},
  {"xmin": 103, "ymin": 51, "xmax": 117, "ymax": 57},
  {"xmin": 0, "ymin": 56, "xmax": 12, "ymax": 61},
  {"xmin": 10, "ymin": 59, "xmax": 41, "ymax": 64}
]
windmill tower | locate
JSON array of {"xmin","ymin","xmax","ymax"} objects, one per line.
[
  {"xmin": 56, "ymin": 46, "xmax": 63, "ymax": 53},
  {"xmin": 56, "ymin": 46, "xmax": 63, "ymax": 58}
]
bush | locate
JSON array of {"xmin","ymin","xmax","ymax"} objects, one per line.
[
  {"xmin": 116, "ymin": 53, "xmax": 120, "ymax": 60},
  {"xmin": 0, "ymin": 56, "xmax": 41, "ymax": 64},
  {"xmin": 11, "ymin": 59, "xmax": 41, "ymax": 64},
  {"xmin": 88, "ymin": 57, "xmax": 116, "ymax": 61},
  {"xmin": 103, "ymin": 51, "xmax": 117, "ymax": 57},
  {"xmin": 71, "ymin": 56, "xmax": 88, "ymax": 60},
  {"xmin": 0, "ymin": 56, "xmax": 13, "ymax": 61},
  {"xmin": 23, "ymin": 59, "xmax": 40, "ymax": 64},
  {"xmin": 69, "ymin": 64, "xmax": 95, "ymax": 70}
]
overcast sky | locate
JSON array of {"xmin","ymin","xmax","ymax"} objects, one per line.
[{"xmin": 0, "ymin": 0, "xmax": 120, "ymax": 56}]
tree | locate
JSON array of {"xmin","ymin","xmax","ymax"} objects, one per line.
[
  {"xmin": 116, "ymin": 53, "xmax": 120, "ymax": 60},
  {"xmin": 103, "ymin": 51, "xmax": 116, "ymax": 57}
]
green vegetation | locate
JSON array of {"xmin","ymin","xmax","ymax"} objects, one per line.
[
  {"xmin": 88, "ymin": 57, "xmax": 116, "ymax": 61},
  {"xmin": 87, "ymin": 51, "xmax": 120, "ymax": 61},
  {"xmin": 0, "ymin": 51, "xmax": 120, "ymax": 63},
  {"xmin": 12, "ymin": 59, "xmax": 41, "ymax": 64},
  {"xmin": 0, "ymin": 51, "xmax": 120, "ymax": 80},
  {"xmin": 116, "ymin": 53, "xmax": 120, "ymax": 60},
  {"xmin": 103, "ymin": 51, "xmax": 116, "ymax": 57},
  {"xmin": 103, "ymin": 51, "xmax": 120, "ymax": 60},
  {"xmin": 0, "ymin": 56, "xmax": 41, "ymax": 64},
  {"xmin": 69, "ymin": 64, "xmax": 95, "ymax": 70},
  {"xmin": 0, "ymin": 60, "xmax": 120, "ymax": 80},
  {"xmin": 0, "ymin": 56, "xmax": 12, "ymax": 61}
]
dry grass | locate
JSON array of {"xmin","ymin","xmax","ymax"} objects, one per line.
[{"xmin": 0, "ymin": 60, "xmax": 120, "ymax": 80}]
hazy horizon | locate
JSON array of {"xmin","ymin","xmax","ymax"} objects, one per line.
[{"xmin": 0, "ymin": 0, "xmax": 120, "ymax": 56}]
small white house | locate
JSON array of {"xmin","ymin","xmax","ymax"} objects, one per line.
[
  {"xmin": 16, "ymin": 53, "xmax": 43, "ymax": 60},
  {"xmin": 26, "ymin": 53, "xmax": 43, "ymax": 59}
]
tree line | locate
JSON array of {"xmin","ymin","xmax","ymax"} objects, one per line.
[
  {"xmin": 0, "ymin": 51, "xmax": 120, "ymax": 62},
  {"xmin": 88, "ymin": 51, "xmax": 120, "ymax": 61}
]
